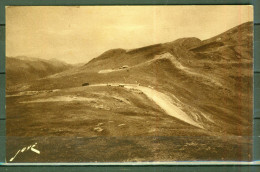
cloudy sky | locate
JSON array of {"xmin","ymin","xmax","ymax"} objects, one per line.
[{"xmin": 6, "ymin": 6, "xmax": 253, "ymax": 64}]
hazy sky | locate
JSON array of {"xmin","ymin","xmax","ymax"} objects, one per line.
[{"xmin": 6, "ymin": 6, "xmax": 253, "ymax": 64}]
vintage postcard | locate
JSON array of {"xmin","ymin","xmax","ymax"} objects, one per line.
[{"xmin": 6, "ymin": 6, "xmax": 253, "ymax": 163}]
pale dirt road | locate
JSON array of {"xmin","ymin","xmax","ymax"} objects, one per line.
[{"xmin": 90, "ymin": 83, "xmax": 204, "ymax": 129}]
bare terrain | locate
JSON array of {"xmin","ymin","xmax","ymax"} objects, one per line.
[{"xmin": 6, "ymin": 22, "xmax": 253, "ymax": 162}]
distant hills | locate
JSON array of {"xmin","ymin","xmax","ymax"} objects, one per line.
[{"xmin": 6, "ymin": 56, "xmax": 72, "ymax": 86}]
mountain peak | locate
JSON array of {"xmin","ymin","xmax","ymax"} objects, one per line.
[{"xmin": 165, "ymin": 37, "xmax": 202, "ymax": 49}]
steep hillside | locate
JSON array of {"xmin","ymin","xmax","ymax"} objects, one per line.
[{"xmin": 190, "ymin": 21, "xmax": 253, "ymax": 60}]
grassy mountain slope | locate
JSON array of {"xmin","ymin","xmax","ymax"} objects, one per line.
[
  {"xmin": 12, "ymin": 22, "xmax": 253, "ymax": 135},
  {"xmin": 6, "ymin": 22, "xmax": 253, "ymax": 162}
]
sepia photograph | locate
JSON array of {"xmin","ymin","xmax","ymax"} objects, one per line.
[{"xmin": 5, "ymin": 5, "xmax": 253, "ymax": 162}]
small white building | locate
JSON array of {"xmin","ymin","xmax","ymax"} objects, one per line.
[{"xmin": 119, "ymin": 65, "xmax": 129, "ymax": 69}]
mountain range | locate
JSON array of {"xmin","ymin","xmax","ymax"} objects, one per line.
[{"xmin": 6, "ymin": 56, "xmax": 72, "ymax": 87}]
